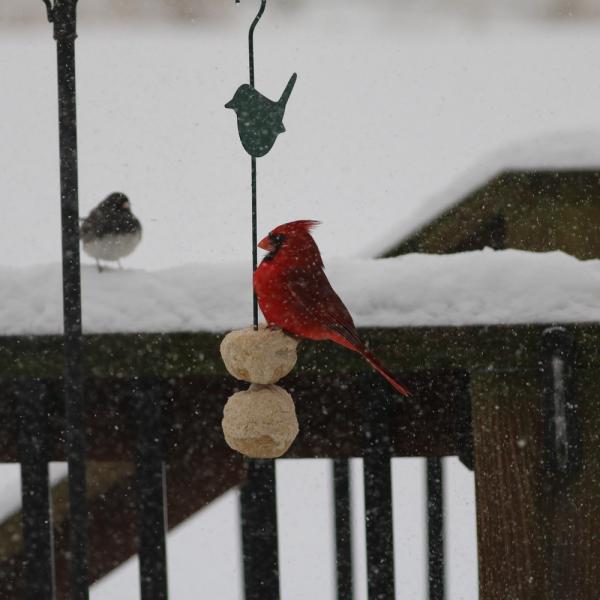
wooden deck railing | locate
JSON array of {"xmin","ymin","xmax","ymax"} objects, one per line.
[{"xmin": 0, "ymin": 324, "xmax": 597, "ymax": 598}]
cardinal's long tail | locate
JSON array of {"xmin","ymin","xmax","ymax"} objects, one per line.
[
  {"xmin": 328, "ymin": 332, "xmax": 411, "ymax": 396},
  {"xmin": 361, "ymin": 348, "xmax": 411, "ymax": 397}
]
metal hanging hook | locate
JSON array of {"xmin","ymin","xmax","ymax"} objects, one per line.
[
  {"xmin": 42, "ymin": 0, "xmax": 54, "ymax": 22},
  {"xmin": 235, "ymin": 0, "xmax": 267, "ymax": 87},
  {"xmin": 248, "ymin": 0, "xmax": 266, "ymax": 87}
]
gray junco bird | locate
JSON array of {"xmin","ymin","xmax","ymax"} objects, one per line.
[
  {"xmin": 225, "ymin": 73, "xmax": 297, "ymax": 157},
  {"xmin": 80, "ymin": 192, "xmax": 142, "ymax": 272}
]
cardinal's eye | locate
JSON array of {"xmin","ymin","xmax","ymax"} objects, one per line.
[{"xmin": 269, "ymin": 232, "xmax": 286, "ymax": 246}]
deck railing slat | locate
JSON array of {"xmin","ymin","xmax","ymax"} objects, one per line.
[
  {"xmin": 333, "ymin": 458, "xmax": 353, "ymax": 600},
  {"xmin": 427, "ymin": 457, "xmax": 445, "ymax": 600},
  {"xmin": 17, "ymin": 381, "xmax": 55, "ymax": 600},
  {"xmin": 240, "ymin": 460, "xmax": 280, "ymax": 600},
  {"xmin": 361, "ymin": 375, "xmax": 395, "ymax": 600},
  {"xmin": 133, "ymin": 382, "xmax": 169, "ymax": 600}
]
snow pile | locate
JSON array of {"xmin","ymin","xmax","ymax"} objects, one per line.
[{"xmin": 1, "ymin": 249, "xmax": 598, "ymax": 336}]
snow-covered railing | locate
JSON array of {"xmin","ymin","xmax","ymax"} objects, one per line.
[{"xmin": 1, "ymin": 249, "xmax": 599, "ymax": 335}]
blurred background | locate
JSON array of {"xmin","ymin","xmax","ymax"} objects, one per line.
[
  {"xmin": 3, "ymin": 0, "xmax": 600, "ymax": 24},
  {"xmin": 2, "ymin": 2, "xmax": 599, "ymax": 600},
  {"xmin": 3, "ymin": 0, "xmax": 600, "ymax": 269}
]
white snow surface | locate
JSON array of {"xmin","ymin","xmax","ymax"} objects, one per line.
[{"xmin": 0, "ymin": 249, "xmax": 597, "ymax": 336}]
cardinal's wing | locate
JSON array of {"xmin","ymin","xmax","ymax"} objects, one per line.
[{"xmin": 283, "ymin": 266, "xmax": 362, "ymax": 348}]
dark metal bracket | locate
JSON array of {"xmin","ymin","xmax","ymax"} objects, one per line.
[
  {"xmin": 542, "ymin": 326, "xmax": 581, "ymax": 483},
  {"xmin": 42, "ymin": 0, "xmax": 78, "ymax": 40}
]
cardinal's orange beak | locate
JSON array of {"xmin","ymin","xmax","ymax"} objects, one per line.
[{"xmin": 258, "ymin": 235, "xmax": 272, "ymax": 251}]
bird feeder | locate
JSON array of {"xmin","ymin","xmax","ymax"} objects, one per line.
[
  {"xmin": 222, "ymin": 384, "xmax": 299, "ymax": 459},
  {"xmin": 220, "ymin": 326, "xmax": 298, "ymax": 385},
  {"xmin": 220, "ymin": 0, "xmax": 300, "ymax": 458}
]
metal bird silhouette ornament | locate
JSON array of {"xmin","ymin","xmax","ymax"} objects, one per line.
[{"xmin": 226, "ymin": 73, "xmax": 297, "ymax": 157}]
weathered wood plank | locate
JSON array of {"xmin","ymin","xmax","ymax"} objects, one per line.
[
  {"xmin": 0, "ymin": 324, "xmax": 599, "ymax": 381},
  {"xmin": 472, "ymin": 333, "xmax": 600, "ymax": 600},
  {"xmin": 471, "ymin": 370, "xmax": 552, "ymax": 600},
  {"xmin": 0, "ymin": 370, "xmax": 464, "ymax": 462}
]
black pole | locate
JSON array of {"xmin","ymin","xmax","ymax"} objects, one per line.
[
  {"xmin": 361, "ymin": 374, "xmax": 395, "ymax": 600},
  {"xmin": 240, "ymin": 460, "xmax": 280, "ymax": 600},
  {"xmin": 241, "ymin": 8, "xmax": 278, "ymax": 599},
  {"xmin": 45, "ymin": 1, "xmax": 89, "ymax": 598},
  {"xmin": 16, "ymin": 381, "xmax": 55, "ymax": 600},
  {"xmin": 132, "ymin": 382, "xmax": 169, "ymax": 600},
  {"xmin": 333, "ymin": 459, "xmax": 353, "ymax": 600},
  {"xmin": 426, "ymin": 458, "xmax": 445, "ymax": 600}
]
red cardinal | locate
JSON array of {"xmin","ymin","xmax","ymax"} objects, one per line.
[{"xmin": 253, "ymin": 220, "xmax": 410, "ymax": 396}]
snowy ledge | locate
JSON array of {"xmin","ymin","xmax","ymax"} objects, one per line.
[{"xmin": 1, "ymin": 249, "xmax": 598, "ymax": 336}]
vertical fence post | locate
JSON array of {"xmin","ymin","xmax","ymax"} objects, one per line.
[
  {"xmin": 45, "ymin": 1, "xmax": 89, "ymax": 597},
  {"xmin": 333, "ymin": 459, "xmax": 353, "ymax": 600},
  {"xmin": 471, "ymin": 369, "xmax": 552, "ymax": 599},
  {"xmin": 426, "ymin": 458, "xmax": 445, "ymax": 600},
  {"xmin": 361, "ymin": 374, "xmax": 395, "ymax": 600},
  {"xmin": 16, "ymin": 380, "xmax": 55, "ymax": 600},
  {"xmin": 132, "ymin": 381, "xmax": 169, "ymax": 600},
  {"xmin": 240, "ymin": 460, "xmax": 280, "ymax": 600}
]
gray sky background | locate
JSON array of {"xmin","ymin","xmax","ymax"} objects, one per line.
[{"xmin": 3, "ymin": 0, "xmax": 600, "ymax": 26}]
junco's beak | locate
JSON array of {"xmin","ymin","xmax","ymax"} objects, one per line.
[
  {"xmin": 224, "ymin": 98, "xmax": 235, "ymax": 109},
  {"xmin": 258, "ymin": 235, "xmax": 272, "ymax": 252}
]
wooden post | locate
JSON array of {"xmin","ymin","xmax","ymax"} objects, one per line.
[
  {"xmin": 471, "ymin": 363, "xmax": 600, "ymax": 600},
  {"xmin": 471, "ymin": 370, "xmax": 552, "ymax": 600}
]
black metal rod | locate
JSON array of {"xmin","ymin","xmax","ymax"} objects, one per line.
[
  {"xmin": 247, "ymin": 0, "xmax": 265, "ymax": 330},
  {"xmin": 240, "ymin": 460, "xmax": 280, "ymax": 600},
  {"xmin": 248, "ymin": 0, "xmax": 266, "ymax": 89},
  {"xmin": 333, "ymin": 459, "xmax": 353, "ymax": 600},
  {"xmin": 251, "ymin": 156, "xmax": 258, "ymax": 329},
  {"xmin": 17, "ymin": 381, "xmax": 55, "ymax": 600},
  {"xmin": 133, "ymin": 383, "xmax": 169, "ymax": 600},
  {"xmin": 49, "ymin": 1, "xmax": 89, "ymax": 598},
  {"xmin": 426, "ymin": 458, "xmax": 445, "ymax": 600},
  {"xmin": 361, "ymin": 375, "xmax": 395, "ymax": 600}
]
